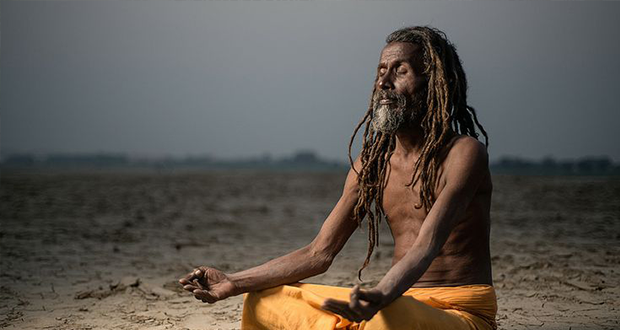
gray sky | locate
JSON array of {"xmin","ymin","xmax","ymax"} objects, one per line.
[{"xmin": 2, "ymin": 1, "xmax": 620, "ymax": 162}]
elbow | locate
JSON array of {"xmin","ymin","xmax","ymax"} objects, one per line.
[
  {"xmin": 313, "ymin": 252, "xmax": 334, "ymax": 275},
  {"xmin": 306, "ymin": 245, "xmax": 335, "ymax": 275},
  {"xmin": 314, "ymin": 260, "xmax": 332, "ymax": 275},
  {"xmin": 320, "ymin": 255, "xmax": 335, "ymax": 273}
]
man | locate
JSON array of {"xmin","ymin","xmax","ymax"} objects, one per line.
[{"xmin": 179, "ymin": 26, "xmax": 496, "ymax": 330}]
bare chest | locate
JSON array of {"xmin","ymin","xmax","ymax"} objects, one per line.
[{"xmin": 381, "ymin": 163, "xmax": 445, "ymax": 239}]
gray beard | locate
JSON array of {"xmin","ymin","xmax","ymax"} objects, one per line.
[
  {"xmin": 370, "ymin": 90, "xmax": 425, "ymax": 134},
  {"xmin": 371, "ymin": 104, "xmax": 405, "ymax": 134}
]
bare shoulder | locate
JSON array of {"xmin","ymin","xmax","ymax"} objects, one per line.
[
  {"xmin": 342, "ymin": 155, "xmax": 363, "ymax": 197},
  {"xmin": 445, "ymin": 135, "xmax": 488, "ymax": 167},
  {"xmin": 442, "ymin": 135, "xmax": 490, "ymax": 189}
]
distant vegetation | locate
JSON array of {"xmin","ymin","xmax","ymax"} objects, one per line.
[
  {"xmin": 0, "ymin": 150, "xmax": 345, "ymax": 171},
  {"xmin": 2, "ymin": 152, "xmax": 619, "ymax": 175},
  {"xmin": 490, "ymin": 156, "xmax": 620, "ymax": 176}
]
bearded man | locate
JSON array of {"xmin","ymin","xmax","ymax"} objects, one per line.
[{"xmin": 179, "ymin": 26, "xmax": 496, "ymax": 330}]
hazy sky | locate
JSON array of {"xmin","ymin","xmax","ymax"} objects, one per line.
[{"xmin": 2, "ymin": 1, "xmax": 620, "ymax": 162}]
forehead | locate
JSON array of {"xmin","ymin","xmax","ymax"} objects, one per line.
[{"xmin": 379, "ymin": 42, "xmax": 422, "ymax": 66}]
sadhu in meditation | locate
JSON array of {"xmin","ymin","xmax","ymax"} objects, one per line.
[{"xmin": 179, "ymin": 25, "xmax": 496, "ymax": 330}]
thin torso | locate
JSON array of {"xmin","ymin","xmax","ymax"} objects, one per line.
[{"xmin": 382, "ymin": 136, "xmax": 493, "ymax": 288}]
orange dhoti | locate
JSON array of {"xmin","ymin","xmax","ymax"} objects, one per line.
[{"xmin": 241, "ymin": 283, "xmax": 497, "ymax": 330}]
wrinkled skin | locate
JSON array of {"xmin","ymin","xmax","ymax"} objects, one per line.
[{"xmin": 179, "ymin": 266, "xmax": 237, "ymax": 304}]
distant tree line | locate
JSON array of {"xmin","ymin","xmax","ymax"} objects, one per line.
[
  {"xmin": 0, "ymin": 150, "xmax": 345, "ymax": 171},
  {"xmin": 2, "ymin": 152, "xmax": 619, "ymax": 175},
  {"xmin": 490, "ymin": 156, "xmax": 620, "ymax": 176}
]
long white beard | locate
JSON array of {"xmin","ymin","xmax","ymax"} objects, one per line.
[
  {"xmin": 370, "ymin": 90, "xmax": 408, "ymax": 134},
  {"xmin": 371, "ymin": 104, "xmax": 405, "ymax": 134}
]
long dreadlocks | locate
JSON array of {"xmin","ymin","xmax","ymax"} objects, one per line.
[{"xmin": 347, "ymin": 26, "xmax": 489, "ymax": 280}]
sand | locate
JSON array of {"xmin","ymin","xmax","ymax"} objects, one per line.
[{"xmin": 1, "ymin": 169, "xmax": 618, "ymax": 329}]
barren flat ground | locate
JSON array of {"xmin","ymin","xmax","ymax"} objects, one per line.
[{"xmin": 1, "ymin": 169, "xmax": 618, "ymax": 329}]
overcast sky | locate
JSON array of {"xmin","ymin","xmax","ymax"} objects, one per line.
[{"xmin": 2, "ymin": 1, "xmax": 619, "ymax": 162}]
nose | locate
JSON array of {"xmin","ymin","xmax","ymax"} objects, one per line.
[{"xmin": 377, "ymin": 73, "xmax": 393, "ymax": 90}]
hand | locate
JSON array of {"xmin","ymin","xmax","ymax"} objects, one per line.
[
  {"xmin": 321, "ymin": 285, "xmax": 388, "ymax": 323},
  {"xmin": 178, "ymin": 266, "xmax": 237, "ymax": 303}
]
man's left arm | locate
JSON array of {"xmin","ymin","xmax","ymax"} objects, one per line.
[{"xmin": 322, "ymin": 138, "xmax": 489, "ymax": 322}]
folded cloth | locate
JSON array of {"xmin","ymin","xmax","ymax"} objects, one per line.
[{"xmin": 241, "ymin": 283, "xmax": 497, "ymax": 330}]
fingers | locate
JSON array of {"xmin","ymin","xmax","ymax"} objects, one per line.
[
  {"xmin": 322, "ymin": 299, "xmax": 363, "ymax": 323},
  {"xmin": 180, "ymin": 276, "xmax": 204, "ymax": 292},
  {"xmin": 351, "ymin": 285, "xmax": 367, "ymax": 304},
  {"xmin": 179, "ymin": 268, "xmax": 203, "ymax": 285},
  {"xmin": 182, "ymin": 280, "xmax": 207, "ymax": 294},
  {"xmin": 183, "ymin": 284, "xmax": 199, "ymax": 292},
  {"xmin": 179, "ymin": 270, "xmax": 196, "ymax": 285},
  {"xmin": 183, "ymin": 282, "xmax": 207, "ymax": 293},
  {"xmin": 192, "ymin": 279, "xmax": 206, "ymax": 290},
  {"xmin": 179, "ymin": 267, "xmax": 208, "ymax": 286},
  {"xmin": 349, "ymin": 285, "xmax": 363, "ymax": 311},
  {"xmin": 346, "ymin": 285, "xmax": 380, "ymax": 322},
  {"xmin": 179, "ymin": 267, "xmax": 219, "ymax": 304},
  {"xmin": 193, "ymin": 289, "xmax": 217, "ymax": 304},
  {"xmin": 350, "ymin": 296, "xmax": 375, "ymax": 322}
]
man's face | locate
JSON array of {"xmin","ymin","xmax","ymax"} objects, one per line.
[{"xmin": 371, "ymin": 42, "xmax": 427, "ymax": 134}]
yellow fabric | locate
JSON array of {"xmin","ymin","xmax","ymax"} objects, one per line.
[{"xmin": 241, "ymin": 283, "xmax": 497, "ymax": 330}]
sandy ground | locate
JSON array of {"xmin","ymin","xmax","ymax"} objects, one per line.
[{"xmin": 1, "ymin": 169, "xmax": 618, "ymax": 329}]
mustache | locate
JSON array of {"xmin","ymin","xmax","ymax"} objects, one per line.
[
  {"xmin": 372, "ymin": 90, "xmax": 407, "ymax": 104},
  {"xmin": 369, "ymin": 88, "xmax": 428, "ymax": 134},
  {"xmin": 372, "ymin": 89, "xmax": 428, "ymax": 116},
  {"xmin": 370, "ymin": 90, "xmax": 409, "ymax": 134}
]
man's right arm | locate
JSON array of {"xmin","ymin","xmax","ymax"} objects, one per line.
[{"xmin": 180, "ymin": 160, "xmax": 362, "ymax": 302}]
